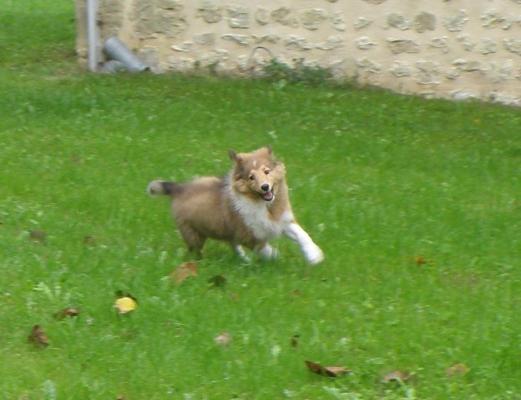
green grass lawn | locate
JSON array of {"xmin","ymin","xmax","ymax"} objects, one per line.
[{"xmin": 1, "ymin": 1, "xmax": 521, "ymax": 399}]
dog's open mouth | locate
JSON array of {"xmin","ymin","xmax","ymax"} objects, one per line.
[{"xmin": 261, "ymin": 190, "xmax": 274, "ymax": 201}]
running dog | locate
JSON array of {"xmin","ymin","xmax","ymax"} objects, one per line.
[{"xmin": 147, "ymin": 146, "xmax": 324, "ymax": 264}]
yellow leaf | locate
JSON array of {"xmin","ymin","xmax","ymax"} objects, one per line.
[{"xmin": 115, "ymin": 297, "xmax": 137, "ymax": 314}]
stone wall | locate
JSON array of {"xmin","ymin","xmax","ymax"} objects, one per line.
[{"xmin": 76, "ymin": 0, "xmax": 521, "ymax": 105}]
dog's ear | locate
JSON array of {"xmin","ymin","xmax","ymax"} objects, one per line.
[
  {"xmin": 228, "ymin": 150, "xmax": 243, "ymax": 167},
  {"xmin": 265, "ymin": 145, "xmax": 273, "ymax": 155},
  {"xmin": 228, "ymin": 149, "xmax": 238, "ymax": 161}
]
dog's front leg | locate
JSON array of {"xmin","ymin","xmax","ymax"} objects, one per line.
[{"xmin": 283, "ymin": 223, "xmax": 324, "ymax": 265}]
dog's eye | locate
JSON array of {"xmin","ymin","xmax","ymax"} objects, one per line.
[
  {"xmin": 264, "ymin": 169, "xmax": 270, "ymax": 175},
  {"xmin": 249, "ymin": 175, "xmax": 255, "ymax": 181}
]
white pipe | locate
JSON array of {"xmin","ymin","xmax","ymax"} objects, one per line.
[{"xmin": 86, "ymin": 0, "xmax": 98, "ymax": 72}]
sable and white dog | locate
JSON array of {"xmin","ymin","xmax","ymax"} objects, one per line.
[{"xmin": 147, "ymin": 147, "xmax": 324, "ymax": 265}]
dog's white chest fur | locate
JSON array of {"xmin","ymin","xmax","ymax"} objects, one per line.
[{"xmin": 231, "ymin": 193, "xmax": 291, "ymax": 241}]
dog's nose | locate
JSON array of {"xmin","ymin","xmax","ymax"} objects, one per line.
[{"xmin": 261, "ymin": 184, "xmax": 270, "ymax": 192}]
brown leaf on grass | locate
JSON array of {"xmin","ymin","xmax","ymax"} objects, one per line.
[
  {"xmin": 415, "ymin": 256, "xmax": 427, "ymax": 266},
  {"xmin": 214, "ymin": 331, "xmax": 232, "ymax": 346},
  {"xmin": 382, "ymin": 370, "xmax": 412, "ymax": 383},
  {"xmin": 170, "ymin": 261, "xmax": 198, "ymax": 284},
  {"xmin": 28, "ymin": 325, "xmax": 49, "ymax": 347},
  {"xmin": 446, "ymin": 363, "xmax": 470, "ymax": 377},
  {"xmin": 54, "ymin": 307, "xmax": 80, "ymax": 320},
  {"xmin": 208, "ymin": 274, "xmax": 226, "ymax": 288},
  {"xmin": 305, "ymin": 360, "xmax": 351, "ymax": 377},
  {"xmin": 29, "ymin": 230, "xmax": 47, "ymax": 243}
]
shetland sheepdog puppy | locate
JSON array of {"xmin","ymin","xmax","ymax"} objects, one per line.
[{"xmin": 147, "ymin": 147, "xmax": 324, "ymax": 264}]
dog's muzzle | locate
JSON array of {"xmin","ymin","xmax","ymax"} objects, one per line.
[{"xmin": 260, "ymin": 184, "xmax": 274, "ymax": 201}]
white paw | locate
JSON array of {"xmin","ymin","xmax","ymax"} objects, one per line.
[
  {"xmin": 304, "ymin": 244, "xmax": 324, "ymax": 265},
  {"xmin": 259, "ymin": 244, "xmax": 278, "ymax": 260}
]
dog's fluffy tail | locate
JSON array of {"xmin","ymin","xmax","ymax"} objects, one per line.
[{"xmin": 147, "ymin": 180, "xmax": 183, "ymax": 197}]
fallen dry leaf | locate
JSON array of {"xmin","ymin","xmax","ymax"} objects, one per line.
[
  {"xmin": 415, "ymin": 256, "xmax": 427, "ymax": 266},
  {"xmin": 54, "ymin": 307, "xmax": 80, "ymax": 320},
  {"xmin": 29, "ymin": 230, "xmax": 46, "ymax": 243},
  {"xmin": 382, "ymin": 370, "xmax": 412, "ymax": 383},
  {"xmin": 28, "ymin": 325, "xmax": 49, "ymax": 347},
  {"xmin": 170, "ymin": 261, "xmax": 198, "ymax": 284},
  {"xmin": 114, "ymin": 292, "xmax": 138, "ymax": 314},
  {"xmin": 214, "ymin": 331, "xmax": 232, "ymax": 346},
  {"xmin": 305, "ymin": 360, "xmax": 351, "ymax": 377},
  {"xmin": 446, "ymin": 363, "xmax": 470, "ymax": 377}
]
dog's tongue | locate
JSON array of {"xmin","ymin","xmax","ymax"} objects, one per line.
[{"xmin": 263, "ymin": 191, "xmax": 274, "ymax": 201}]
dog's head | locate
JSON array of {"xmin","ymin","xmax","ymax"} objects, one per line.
[{"xmin": 229, "ymin": 146, "xmax": 285, "ymax": 202}]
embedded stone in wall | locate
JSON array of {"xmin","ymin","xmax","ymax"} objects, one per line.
[
  {"xmin": 443, "ymin": 10, "xmax": 468, "ymax": 32},
  {"xmin": 157, "ymin": 0, "xmax": 183, "ymax": 10},
  {"xmin": 504, "ymin": 38, "xmax": 521, "ymax": 56},
  {"xmin": 193, "ymin": 33, "xmax": 215, "ymax": 46},
  {"xmin": 488, "ymin": 92, "xmax": 520, "ymax": 106},
  {"xmin": 451, "ymin": 90, "xmax": 478, "ymax": 101},
  {"xmin": 251, "ymin": 34, "xmax": 280, "ymax": 44},
  {"xmin": 479, "ymin": 38, "xmax": 497, "ymax": 55},
  {"xmin": 457, "ymin": 34, "xmax": 476, "ymax": 52},
  {"xmin": 197, "ymin": 1, "xmax": 222, "ymax": 24},
  {"xmin": 387, "ymin": 13, "xmax": 410, "ymax": 30},
  {"xmin": 166, "ymin": 56, "xmax": 196, "ymax": 71},
  {"xmin": 300, "ymin": 9, "xmax": 327, "ymax": 30},
  {"xmin": 414, "ymin": 12, "xmax": 436, "ymax": 33},
  {"xmin": 171, "ymin": 42, "xmax": 192, "ymax": 52},
  {"xmin": 416, "ymin": 60, "xmax": 441, "ymax": 85},
  {"xmin": 356, "ymin": 36, "xmax": 377, "ymax": 50},
  {"xmin": 481, "ymin": 10, "xmax": 512, "ymax": 30},
  {"xmin": 487, "ymin": 60, "xmax": 514, "ymax": 83},
  {"xmin": 138, "ymin": 47, "xmax": 160, "ymax": 71},
  {"xmin": 356, "ymin": 58, "xmax": 382, "ymax": 74},
  {"xmin": 134, "ymin": 0, "xmax": 187, "ymax": 38},
  {"xmin": 317, "ymin": 35, "xmax": 343, "ymax": 51},
  {"xmin": 390, "ymin": 61, "xmax": 412, "ymax": 77},
  {"xmin": 453, "ymin": 59, "xmax": 482, "ymax": 72},
  {"xmin": 387, "ymin": 39, "xmax": 420, "ymax": 54},
  {"xmin": 331, "ymin": 12, "xmax": 346, "ymax": 31},
  {"xmin": 255, "ymin": 7, "xmax": 270, "ymax": 25},
  {"xmin": 446, "ymin": 68, "xmax": 460, "ymax": 80},
  {"xmin": 99, "ymin": 0, "xmax": 124, "ymax": 36},
  {"xmin": 354, "ymin": 17, "xmax": 373, "ymax": 30},
  {"xmin": 285, "ymin": 35, "xmax": 313, "ymax": 51},
  {"xmin": 227, "ymin": 5, "xmax": 249, "ymax": 29},
  {"xmin": 429, "ymin": 37, "xmax": 449, "ymax": 53},
  {"xmin": 222, "ymin": 34, "xmax": 249, "ymax": 46},
  {"xmin": 272, "ymin": 7, "xmax": 299, "ymax": 27}
]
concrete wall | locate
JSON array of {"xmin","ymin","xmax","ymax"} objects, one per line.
[{"xmin": 76, "ymin": 0, "xmax": 521, "ymax": 105}]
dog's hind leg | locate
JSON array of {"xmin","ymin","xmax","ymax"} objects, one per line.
[
  {"xmin": 178, "ymin": 224, "xmax": 206, "ymax": 258},
  {"xmin": 232, "ymin": 244, "xmax": 251, "ymax": 263},
  {"xmin": 283, "ymin": 223, "xmax": 324, "ymax": 265}
]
